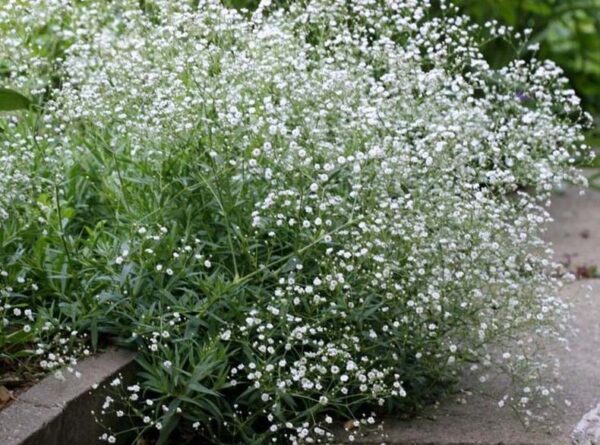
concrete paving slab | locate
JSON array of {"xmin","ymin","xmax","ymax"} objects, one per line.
[
  {"xmin": 546, "ymin": 186, "xmax": 600, "ymax": 270},
  {"xmin": 337, "ymin": 188, "xmax": 600, "ymax": 445}
]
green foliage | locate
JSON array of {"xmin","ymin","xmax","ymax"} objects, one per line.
[{"xmin": 0, "ymin": 88, "xmax": 32, "ymax": 111}]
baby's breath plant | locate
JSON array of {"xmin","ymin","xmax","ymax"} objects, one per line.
[{"xmin": 0, "ymin": 0, "xmax": 593, "ymax": 443}]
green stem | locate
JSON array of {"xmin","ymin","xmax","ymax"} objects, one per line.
[{"xmin": 54, "ymin": 183, "xmax": 73, "ymax": 265}]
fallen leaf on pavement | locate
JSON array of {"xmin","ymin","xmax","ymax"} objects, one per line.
[
  {"xmin": 344, "ymin": 419, "xmax": 357, "ymax": 431},
  {"xmin": 0, "ymin": 385, "xmax": 13, "ymax": 408}
]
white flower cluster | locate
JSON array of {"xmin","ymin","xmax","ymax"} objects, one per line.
[
  {"xmin": 1, "ymin": 267, "xmax": 87, "ymax": 382},
  {"xmin": 1, "ymin": 0, "xmax": 592, "ymax": 443}
]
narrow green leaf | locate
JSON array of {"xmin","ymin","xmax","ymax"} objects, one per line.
[
  {"xmin": 184, "ymin": 316, "xmax": 204, "ymax": 339},
  {"xmin": 188, "ymin": 382, "xmax": 219, "ymax": 397},
  {"xmin": 91, "ymin": 318, "xmax": 98, "ymax": 350},
  {"xmin": 157, "ymin": 399, "xmax": 181, "ymax": 445}
]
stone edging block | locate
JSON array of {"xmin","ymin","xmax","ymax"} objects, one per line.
[{"xmin": 0, "ymin": 348, "xmax": 136, "ymax": 445}]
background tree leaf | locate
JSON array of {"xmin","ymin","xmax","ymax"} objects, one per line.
[{"xmin": 0, "ymin": 87, "xmax": 32, "ymax": 111}]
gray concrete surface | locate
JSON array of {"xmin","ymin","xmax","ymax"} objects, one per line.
[
  {"xmin": 339, "ymin": 187, "xmax": 600, "ymax": 445},
  {"xmin": 0, "ymin": 348, "xmax": 136, "ymax": 445},
  {"xmin": 572, "ymin": 403, "xmax": 600, "ymax": 444}
]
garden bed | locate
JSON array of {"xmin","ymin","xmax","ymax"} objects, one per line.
[
  {"xmin": 4, "ymin": 187, "xmax": 597, "ymax": 445},
  {"xmin": 0, "ymin": 1, "xmax": 596, "ymax": 443}
]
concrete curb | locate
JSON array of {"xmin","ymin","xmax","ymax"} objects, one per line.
[{"xmin": 0, "ymin": 348, "xmax": 136, "ymax": 445}]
